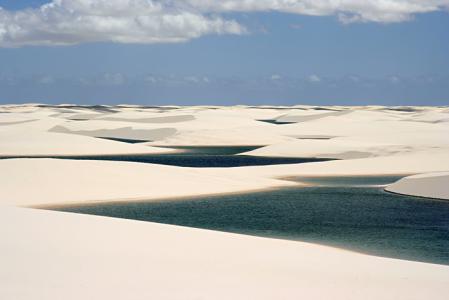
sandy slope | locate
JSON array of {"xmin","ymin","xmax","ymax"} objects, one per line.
[
  {"xmin": 386, "ymin": 172, "xmax": 449, "ymax": 200},
  {"xmin": 0, "ymin": 158, "xmax": 293, "ymax": 206},
  {"xmin": 2, "ymin": 206, "xmax": 449, "ymax": 300},
  {"xmin": 239, "ymin": 149, "xmax": 449, "ymax": 177},
  {"xmin": 1, "ymin": 104, "xmax": 449, "ymax": 299},
  {"xmin": 0, "ymin": 118, "xmax": 175, "ymax": 156},
  {"xmin": 1, "ymin": 150, "xmax": 449, "ymax": 207}
]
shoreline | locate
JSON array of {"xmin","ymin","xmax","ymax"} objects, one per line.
[
  {"xmin": 37, "ymin": 204, "xmax": 449, "ymax": 267},
  {"xmin": 31, "ymin": 185, "xmax": 293, "ymax": 210},
  {"xmin": 384, "ymin": 188, "xmax": 449, "ymax": 202},
  {"xmin": 31, "ymin": 173, "xmax": 414, "ymax": 209},
  {"xmin": 43, "ymin": 182, "xmax": 449, "ymax": 266}
]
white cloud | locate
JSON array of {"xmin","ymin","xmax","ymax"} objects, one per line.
[
  {"xmin": 103, "ymin": 73, "xmax": 126, "ymax": 85},
  {"xmin": 289, "ymin": 23, "xmax": 303, "ymax": 30},
  {"xmin": 0, "ymin": 1, "xmax": 448, "ymax": 47},
  {"xmin": 37, "ymin": 75, "xmax": 54, "ymax": 85},
  {"xmin": 78, "ymin": 72, "xmax": 126, "ymax": 85},
  {"xmin": 184, "ymin": 76, "xmax": 200, "ymax": 83},
  {"xmin": 184, "ymin": 0, "xmax": 449, "ymax": 23},
  {"xmin": 144, "ymin": 76, "xmax": 158, "ymax": 84},
  {"xmin": 308, "ymin": 74, "xmax": 321, "ymax": 83},
  {"xmin": 349, "ymin": 75, "xmax": 360, "ymax": 82},
  {"xmin": 389, "ymin": 76, "xmax": 400, "ymax": 83},
  {"xmin": 271, "ymin": 74, "xmax": 281, "ymax": 80},
  {"xmin": 0, "ymin": 0, "xmax": 245, "ymax": 47}
]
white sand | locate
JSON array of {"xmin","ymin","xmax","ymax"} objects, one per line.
[
  {"xmin": 275, "ymin": 109, "xmax": 351, "ymax": 123},
  {"xmin": 0, "ymin": 118, "xmax": 175, "ymax": 156},
  {"xmin": 240, "ymin": 149, "xmax": 449, "ymax": 177},
  {"xmin": 101, "ymin": 114, "xmax": 195, "ymax": 123},
  {"xmin": 385, "ymin": 172, "xmax": 449, "ymax": 200},
  {"xmin": 2, "ymin": 206, "xmax": 449, "ymax": 300},
  {"xmin": 1, "ymin": 104, "xmax": 449, "ymax": 299},
  {"xmin": 50, "ymin": 125, "xmax": 177, "ymax": 141},
  {"xmin": 2, "ymin": 150, "xmax": 449, "ymax": 207},
  {"xmin": 0, "ymin": 158, "xmax": 293, "ymax": 206}
]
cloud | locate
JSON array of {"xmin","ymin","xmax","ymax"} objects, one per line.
[
  {"xmin": 289, "ymin": 23, "xmax": 303, "ymax": 30},
  {"xmin": 184, "ymin": 75, "xmax": 210, "ymax": 84},
  {"xmin": 144, "ymin": 76, "xmax": 158, "ymax": 84},
  {"xmin": 0, "ymin": 1, "xmax": 448, "ymax": 47},
  {"xmin": 184, "ymin": 76, "xmax": 200, "ymax": 83},
  {"xmin": 37, "ymin": 75, "xmax": 54, "ymax": 85},
  {"xmin": 102, "ymin": 73, "xmax": 126, "ymax": 85},
  {"xmin": 183, "ymin": 0, "xmax": 449, "ymax": 23},
  {"xmin": 270, "ymin": 74, "xmax": 281, "ymax": 80},
  {"xmin": 0, "ymin": 0, "xmax": 245, "ymax": 47},
  {"xmin": 348, "ymin": 75, "xmax": 360, "ymax": 82},
  {"xmin": 308, "ymin": 74, "xmax": 321, "ymax": 83},
  {"xmin": 78, "ymin": 72, "xmax": 126, "ymax": 86},
  {"xmin": 389, "ymin": 76, "xmax": 400, "ymax": 84}
]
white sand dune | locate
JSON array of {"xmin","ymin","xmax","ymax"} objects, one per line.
[
  {"xmin": 0, "ymin": 131, "xmax": 175, "ymax": 156},
  {"xmin": 238, "ymin": 149, "xmax": 449, "ymax": 178},
  {"xmin": 0, "ymin": 119, "xmax": 37, "ymax": 126},
  {"xmin": 50, "ymin": 125, "xmax": 177, "ymax": 142},
  {"xmin": 0, "ymin": 158, "xmax": 292, "ymax": 206},
  {"xmin": 275, "ymin": 109, "xmax": 351, "ymax": 123},
  {"xmin": 1, "ymin": 206, "xmax": 448, "ymax": 300},
  {"xmin": 385, "ymin": 172, "xmax": 449, "ymax": 200},
  {"xmin": 101, "ymin": 114, "xmax": 195, "ymax": 123},
  {"xmin": 291, "ymin": 134, "xmax": 337, "ymax": 139},
  {"xmin": 242, "ymin": 137, "xmax": 414, "ymax": 159},
  {"xmin": 0, "ymin": 117, "xmax": 176, "ymax": 156},
  {"xmin": 1, "ymin": 150, "xmax": 449, "ymax": 207},
  {"xmin": 64, "ymin": 112, "xmax": 106, "ymax": 120},
  {"xmin": 1, "ymin": 104, "xmax": 449, "ymax": 299}
]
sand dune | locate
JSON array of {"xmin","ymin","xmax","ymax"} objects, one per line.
[
  {"xmin": 242, "ymin": 137, "xmax": 415, "ymax": 159},
  {"xmin": 0, "ymin": 131, "xmax": 175, "ymax": 156},
  {"xmin": 0, "ymin": 119, "xmax": 37, "ymax": 126},
  {"xmin": 50, "ymin": 125, "xmax": 177, "ymax": 142},
  {"xmin": 1, "ymin": 206, "xmax": 448, "ymax": 300},
  {"xmin": 101, "ymin": 114, "xmax": 195, "ymax": 123},
  {"xmin": 386, "ymin": 172, "xmax": 449, "ymax": 200},
  {"xmin": 0, "ymin": 116, "xmax": 176, "ymax": 156},
  {"xmin": 0, "ymin": 158, "xmax": 292, "ymax": 206},
  {"xmin": 275, "ymin": 110, "xmax": 351, "ymax": 123},
  {"xmin": 236, "ymin": 149, "xmax": 449, "ymax": 178},
  {"xmin": 1, "ymin": 104, "xmax": 449, "ymax": 299}
]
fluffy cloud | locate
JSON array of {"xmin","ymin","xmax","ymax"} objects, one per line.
[
  {"xmin": 0, "ymin": 0, "xmax": 448, "ymax": 47},
  {"xmin": 0, "ymin": 0, "xmax": 244, "ymax": 47},
  {"xmin": 183, "ymin": 0, "xmax": 449, "ymax": 23}
]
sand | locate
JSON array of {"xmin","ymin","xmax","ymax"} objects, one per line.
[
  {"xmin": 1, "ymin": 104, "xmax": 449, "ymax": 299},
  {"xmin": 385, "ymin": 172, "xmax": 449, "ymax": 200},
  {"xmin": 2, "ymin": 205, "xmax": 449, "ymax": 300},
  {"xmin": 50, "ymin": 125, "xmax": 177, "ymax": 142},
  {"xmin": 101, "ymin": 114, "xmax": 195, "ymax": 123},
  {"xmin": 0, "ymin": 117, "xmax": 176, "ymax": 156},
  {"xmin": 0, "ymin": 158, "xmax": 294, "ymax": 207}
]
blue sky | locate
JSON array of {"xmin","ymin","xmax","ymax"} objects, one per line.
[{"xmin": 0, "ymin": 1, "xmax": 448, "ymax": 105}]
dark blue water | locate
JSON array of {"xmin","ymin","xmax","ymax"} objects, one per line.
[
  {"xmin": 53, "ymin": 183, "xmax": 449, "ymax": 265},
  {"xmin": 258, "ymin": 119, "xmax": 296, "ymax": 125},
  {"xmin": 293, "ymin": 176, "xmax": 405, "ymax": 187},
  {"xmin": 0, "ymin": 146, "xmax": 331, "ymax": 167},
  {"xmin": 97, "ymin": 137, "xmax": 150, "ymax": 143}
]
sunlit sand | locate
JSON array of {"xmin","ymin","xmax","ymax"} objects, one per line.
[{"xmin": 1, "ymin": 104, "xmax": 449, "ymax": 299}]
